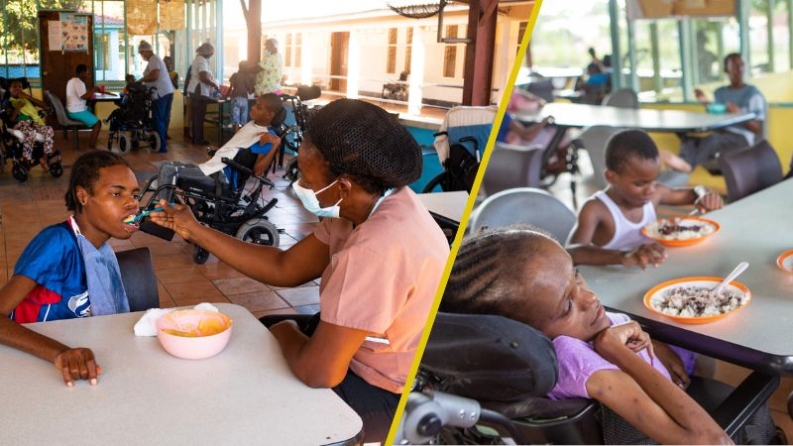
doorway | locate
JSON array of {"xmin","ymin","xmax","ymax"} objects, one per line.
[
  {"xmin": 38, "ymin": 10, "xmax": 95, "ymax": 105},
  {"xmin": 329, "ymin": 32, "xmax": 349, "ymax": 93}
]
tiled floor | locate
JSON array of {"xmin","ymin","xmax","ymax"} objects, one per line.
[{"xmin": 0, "ymin": 127, "xmax": 322, "ymax": 320}]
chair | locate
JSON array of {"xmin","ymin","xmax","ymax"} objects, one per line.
[
  {"xmin": 602, "ymin": 88, "xmax": 639, "ymax": 108},
  {"xmin": 719, "ymin": 139, "xmax": 783, "ymax": 203},
  {"xmin": 572, "ymin": 125, "xmax": 622, "ymax": 191},
  {"xmin": 481, "ymin": 142, "xmax": 544, "ymax": 196},
  {"xmin": 44, "ymin": 90, "xmax": 88, "ymax": 149},
  {"xmin": 526, "ymin": 78, "xmax": 555, "ymax": 103},
  {"xmin": 116, "ymin": 247, "xmax": 159, "ymax": 312},
  {"xmin": 469, "ymin": 187, "xmax": 576, "ymax": 244}
]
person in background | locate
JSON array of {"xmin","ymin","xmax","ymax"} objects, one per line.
[
  {"xmin": 0, "ymin": 151, "xmax": 139, "ymax": 387},
  {"xmin": 163, "ymin": 56, "xmax": 179, "ymax": 90},
  {"xmin": 187, "ymin": 43, "xmax": 220, "ymax": 145},
  {"xmin": 65, "ymin": 64, "xmax": 102, "ymax": 149},
  {"xmin": 183, "ymin": 64, "xmax": 192, "ymax": 139},
  {"xmin": 674, "ymin": 53, "xmax": 766, "ymax": 171},
  {"xmin": 255, "ymin": 38, "xmax": 284, "ymax": 95},
  {"xmin": 1, "ymin": 78, "xmax": 58, "ymax": 172},
  {"xmin": 137, "ymin": 41, "xmax": 175, "ymax": 153},
  {"xmin": 567, "ymin": 129, "xmax": 723, "ymax": 268},
  {"xmin": 149, "ymin": 99, "xmax": 450, "ymax": 443},
  {"xmin": 226, "ymin": 60, "xmax": 257, "ymax": 133}
]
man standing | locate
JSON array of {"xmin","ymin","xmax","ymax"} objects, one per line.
[
  {"xmin": 677, "ymin": 53, "xmax": 766, "ymax": 171},
  {"xmin": 138, "ymin": 41, "xmax": 175, "ymax": 153},
  {"xmin": 65, "ymin": 64, "xmax": 102, "ymax": 149}
]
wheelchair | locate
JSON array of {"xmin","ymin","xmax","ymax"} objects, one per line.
[
  {"xmin": 105, "ymin": 83, "xmax": 161, "ymax": 153},
  {"xmin": 422, "ymin": 105, "xmax": 497, "ymax": 193},
  {"xmin": 273, "ymin": 84, "xmax": 322, "ymax": 185},
  {"xmin": 397, "ymin": 312, "xmax": 781, "ymax": 445},
  {"xmin": 138, "ymin": 150, "xmax": 280, "ymax": 265},
  {"xmin": 0, "ymin": 109, "xmax": 63, "ymax": 183}
]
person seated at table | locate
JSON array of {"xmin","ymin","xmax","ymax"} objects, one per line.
[
  {"xmin": 151, "ymin": 93, "xmax": 283, "ymax": 203},
  {"xmin": 496, "ymin": 89, "xmax": 571, "ymax": 175},
  {"xmin": 441, "ymin": 225, "xmax": 780, "ymax": 445},
  {"xmin": 673, "ymin": 53, "xmax": 766, "ymax": 172},
  {"xmin": 149, "ymin": 98, "xmax": 450, "ymax": 443},
  {"xmin": 1, "ymin": 78, "xmax": 59, "ymax": 172},
  {"xmin": 0, "ymin": 151, "xmax": 140, "ymax": 387},
  {"xmin": 65, "ymin": 64, "xmax": 102, "ymax": 149},
  {"xmin": 567, "ymin": 129, "xmax": 723, "ymax": 268}
]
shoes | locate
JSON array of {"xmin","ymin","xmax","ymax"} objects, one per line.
[{"xmin": 157, "ymin": 149, "xmax": 168, "ymax": 153}]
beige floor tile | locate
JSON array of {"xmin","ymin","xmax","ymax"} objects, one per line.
[
  {"xmin": 276, "ymin": 286, "xmax": 320, "ymax": 307},
  {"xmin": 227, "ymin": 289, "xmax": 291, "ymax": 313},
  {"xmin": 213, "ymin": 276, "xmax": 271, "ymax": 296}
]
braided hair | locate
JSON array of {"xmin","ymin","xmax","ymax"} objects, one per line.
[
  {"xmin": 441, "ymin": 225, "xmax": 558, "ymax": 327},
  {"xmin": 65, "ymin": 151, "xmax": 131, "ymax": 213}
]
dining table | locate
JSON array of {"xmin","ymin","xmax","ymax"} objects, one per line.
[
  {"xmin": 0, "ymin": 303, "xmax": 363, "ymax": 445},
  {"xmin": 417, "ymin": 190, "xmax": 470, "ymax": 245},
  {"xmin": 514, "ymin": 102, "xmax": 757, "ymax": 166},
  {"xmin": 578, "ymin": 178, "xmax": 793, "ymax": 429}
]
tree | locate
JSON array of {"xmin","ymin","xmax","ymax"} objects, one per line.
[
  {"xmin": 239, "ymin": 0, "xmax": 262, "ymax": 64},
  {"xmin": 0, "ymin": 0, "xmax": 85, "ymax": 61}
]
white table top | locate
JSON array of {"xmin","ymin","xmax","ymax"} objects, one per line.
[
  {"xmin": 579, "ymin": 179, "xmax": 793, "ymax": 374},
  {"xmin": 515, "ymin": 102, "xmax": 756, "ymax": 133},
  {"xmin": 417, "ymin": 191, "xmax": 470, "ymax": 224},
  {"xmin": 90, "ymin": 92, "xmax": 120, "ymax": 101},
  {"xmin": 0, "ymin": 303, "xmax": 362, "ymax": 445}
]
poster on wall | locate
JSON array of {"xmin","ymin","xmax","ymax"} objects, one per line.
[
  {"xmin": 58, "ymin": 13, "xmax": 89, "ymax": 52},
  {"xmin": 127, "ymin": 0, "xmax": 158, "ymax": 35},
  {"xmin": 160, "ymin": 0, "xmax": 186, "ymax": 31}
]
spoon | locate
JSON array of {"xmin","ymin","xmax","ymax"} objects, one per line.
[{"xmin": 712, "ymin": 262, "xmax": 749, "ymax": 295}]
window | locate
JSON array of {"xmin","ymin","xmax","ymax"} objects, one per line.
[
  {"xmin": 285, "ymin": 34, "xmax": 293, "ymax": 67},
  {"xmin": 387, "ymin": 28, "xmax": 397, "ymax": 74},
  {"xmin": 517, "ymin": 21, "xmax": 528, "ymax": 55},
  {"xmin": 443, "ymin": 25, "xmax": 458, "ymax": 78},
  {"xmin": 294, "ymin": 33, "xmax": 302, "ymax": 68}
]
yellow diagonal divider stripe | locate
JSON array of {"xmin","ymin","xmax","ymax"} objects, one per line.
[{"xmin": 386, "ymin": 1, "xmax": 546, "ymax": 444}]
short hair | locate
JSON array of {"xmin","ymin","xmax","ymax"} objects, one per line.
[
  {"xmin": 441, "ymin": 225, "xmax": 557, "ymax": 327},
  {"xmin": 76, "ymin": 64, "xmax": 88, "ymax": 75},
  {"xmin": 305, "ymin": 98, "xmax": 422, "ymax": 194},
  {"xmin": 604, "ymin": 129, "xmax": 659, "ymax": 173},
  {"xmin": 723, "ymin": 52, "xmax": 741, "ymax": 72},
  {"xmin": 259, "ymin": 93, "xmax": 285, "ymax": 125},
  {"xmin": 65, "ymin": 151, "xmax": 131, "ymax": 213}
]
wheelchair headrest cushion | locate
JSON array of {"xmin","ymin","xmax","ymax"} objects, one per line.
[{"xmin": 421, "ymin": 312, "xmax": 558, "ymax": 402}]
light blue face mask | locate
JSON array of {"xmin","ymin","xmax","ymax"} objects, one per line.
[{"xmin": 292, "ymin": 179, "xmax": 342, "ymax": 218}]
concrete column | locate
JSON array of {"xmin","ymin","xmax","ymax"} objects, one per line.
[
  {"xmin": 408, "ymin": 23, "xmax": 425, "ymax": 115},
  {"xmin": 347, "ymin": 29, "xmax": 360, "ymax": 98}
]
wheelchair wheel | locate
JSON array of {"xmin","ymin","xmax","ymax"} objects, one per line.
[
  {"xmin": 118, "ymin": 133, "xmax": 131, "ymax": 154},
  {"xmin": 148, "ymin": 132, "xmax": 162, "ymax": 153},
  {"xmin": 11, "ymin": 163, "xmax": 27, "ymax": 182},
  {"xmin": 421, "ymin": 172, "xmax": 445, "ymax": 193},
  {"xmin": 49, "ymin": 162, "xmax": 64, "ymax": 178},
  {"xmin": 236, "ymin": 218, "xmax": 280, "ymax": 247},
  {"xmin": 193, "ymin": 245, "xmax": 210, "ymax": 265}
]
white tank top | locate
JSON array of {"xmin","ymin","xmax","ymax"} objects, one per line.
[{"xmin": 594, "ymin": 190, "xmax": 656, "ymax": 251}]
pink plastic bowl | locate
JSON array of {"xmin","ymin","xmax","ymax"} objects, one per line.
[{"xmin": 156, "ymin": 309, "xmax": 233, "ymax": 360}]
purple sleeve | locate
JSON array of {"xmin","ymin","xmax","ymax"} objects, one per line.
[{"xmin": 547, "ymin": 335, "xmax": 619, "ymax": 400}]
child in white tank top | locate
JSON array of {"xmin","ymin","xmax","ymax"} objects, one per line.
[{"xmin": 567, "ymin": 130, "xmax": 723, "ymax": 269}]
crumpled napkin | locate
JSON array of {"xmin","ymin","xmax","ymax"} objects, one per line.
[{"xmin": 133, "ymin": 303, "xmax": 219, "ymax": 336}]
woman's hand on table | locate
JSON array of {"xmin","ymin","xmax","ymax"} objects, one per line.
[
  {"xmin": 149, "ymin": 199, "xmax": 200, "ymax": 241},
  {"xmin": 622, "ymin": 243, "xmax": 666, "ymax": 269},
  {"xmin": 652, "ymin": 340, "xmax": 690, "ymax": 389},
  {"xmin": 54, "ymin": 347, "xmax": 102, "ymax": 387}
]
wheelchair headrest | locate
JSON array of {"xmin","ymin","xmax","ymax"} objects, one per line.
[
  {"xmin": 421, "ymin": 312, "xmax": 558, "ymax": 403},
  {"xmin": 271, "ymin": 107, "xmax": 287, "ymax": 127},
  {"xmin": 296, "ymin": 84, "xmax": 321, "ymax": 101}
]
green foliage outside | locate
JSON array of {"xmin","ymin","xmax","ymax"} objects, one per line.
[{"xmin": 0, "ymin": 0, "xmax": 84, "ymax": 61}]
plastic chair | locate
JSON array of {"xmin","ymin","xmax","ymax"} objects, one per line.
[
  {"xmin": 44, "ymin": 91, "xmax": 88, "ymax": 149},
  {"xmin": 116, "ymin": 247, "xmax": 159, "ymax": 312},
  {"xmin": 571, "ymin": 125, "xmax": 622, "ymax": 191},
  {"xmin": 719, "ymin": 139, "xmax": 783, "ymax": 203},
  {"xmin": 481, "ymin": 142, "xmax": 544, "ymax": 196},
  {"xmin": 602, "ymin": 88, "xmax": 639, "ymax": 108},
  {"xmin": 469, "ymin": 187, "xmax": 576, "ymax": 244}
]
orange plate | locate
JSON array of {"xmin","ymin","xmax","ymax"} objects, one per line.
[
  {"xmin": 777, "ymin": 250, "xmax": 793, "ymax": 273},
  {"xmin": 641, "ymin": 216, "xmax": 721, "ymax": 247},
  {"xmin": 643, "ymin": 276, "xmax": 751, "ymax": 324}
]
